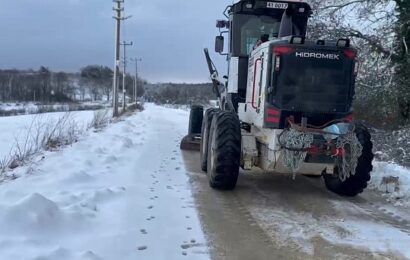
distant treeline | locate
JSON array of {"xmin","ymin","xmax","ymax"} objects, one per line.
[
  {"xmin": 144, "ymin": 83, "xmax": 215, "ymax": 105},
  {"xmin": 0, "ymin": 65, "xmax": 146, "ymax": 103}
]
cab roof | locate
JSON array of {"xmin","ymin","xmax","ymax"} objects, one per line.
[{"xmin": 230, "ymin": 0, "xmax": 312, "ymax": 17}]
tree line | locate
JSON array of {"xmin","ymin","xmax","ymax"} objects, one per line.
[
  {"xmin": 144, "ymin": 83, "xmax": 215, "ymax": 105},
  {"xmin": 0, "ymin": 65, "xmax": 145, "ymax": 103}
]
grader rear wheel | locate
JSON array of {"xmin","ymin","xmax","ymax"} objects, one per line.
[
  {"xmin": 207, "ymin": 111, "xmax": 241, "ymax": 190},
  {"xmin": 324, "ymin": 123, "xmax": 374, "ymax": 197}
]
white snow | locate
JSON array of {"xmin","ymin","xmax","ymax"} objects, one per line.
[
  {"xmin": 369, "ymin": 162, "xmax": 410, "ymax": 207},
  {"xmin": 0, "ymin": 111, "xmax": 95, "ymax": 160},
  {"xmin": 0, "ymin": 104, "xmax": 209, "ymax": 260}
]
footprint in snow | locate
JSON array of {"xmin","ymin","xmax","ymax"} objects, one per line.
[
  {"xmin": 146, "ymin": 216, "xmax": 156, "ymax": 221},
  {"xmin": 181, "ymin": 242, "xmax": 204, "ymax": 250},
  {"xmin": 137, "ymin": 246, "xmax": 148, "ymax": 251}
]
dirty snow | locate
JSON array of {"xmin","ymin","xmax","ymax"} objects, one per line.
[
  {"xmin": 0, "ymin": 104, "xmax": 209, "ymax": 260},
  {"xmin": 251, "ymin": 197, "xmax": 410, "ymax": 258},
  {"xmin": 247, "ymin": 161, "xmax": 410, "ymax": 258}
]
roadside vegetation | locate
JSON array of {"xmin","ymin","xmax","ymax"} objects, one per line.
[
  {"xmin": 0, "ymin": 109, "xmax": 113, "ymax": 181},
  {"xmin": 310, "ymin": 0, "xmax": 409, "ymax": 129}
]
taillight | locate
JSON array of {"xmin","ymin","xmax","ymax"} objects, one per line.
[
  {"xmin": 343, "ymin": 49, "xmax": 357, "ymax": 59},
  {"xmin": 265, "ymin": 108, "xmax": 281, "ymax": 124},
  {"xmin": 274, "ymin": 56, "xmax": 281, "ymax": 71},
  {"xmin": 273, "ymin": 46, "xmax": 294, "ymax": 55}
]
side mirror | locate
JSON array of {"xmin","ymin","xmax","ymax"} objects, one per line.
[{"xmin": 215, "ymin": 36, "xmax": 224, "ymax": 53}]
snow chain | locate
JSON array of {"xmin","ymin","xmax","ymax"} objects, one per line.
[
  {"xmin": 280, "ymin": 129, "xmax": 314, "ymax": 179},
  {"xmin": 279, "ymin": 127, "xmax": 363, "ymax": 181},
  {"xmin": 335, "ymin": 131, "xmax": 363, "ymax": 182}
]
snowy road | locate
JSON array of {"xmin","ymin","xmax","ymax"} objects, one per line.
[
  {"xmin": 183, "ymin": 152, "xmax": 410, "ymax": 259},
  {"xmin": 1, "ymin": 104, "xmax": 410, "ymax": 260}
]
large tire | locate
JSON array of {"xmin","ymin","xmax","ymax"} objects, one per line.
[
  {"xmin": 188, "ymin": 105, "xmax": 204, "ymax": 135},
  {"xmin": 207, "ymin": 111, "xmax": 241, "ymax": 190},
  {"xmin": 200, "ymin": 108, "xmax": 220, "ymax": 172},
  {"xmin": 324, "ymin": 123, "xmax": 374, "ymax": 197}
]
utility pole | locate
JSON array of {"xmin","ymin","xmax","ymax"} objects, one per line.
[
  {"xmin": 120, "ymin": 41, "xmax": 133, "ymax": 110},
  {"xmin": 131, "ymin": 58, "xmax": 142, "ymax": 103},
  {"xmin": 112, "ymin": 0, "xmax": 131, "ymax": 117}
]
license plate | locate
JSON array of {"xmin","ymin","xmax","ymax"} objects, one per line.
[{"xmin": 267, "ymin": 2, "xmax": 288, "ymax": 9}]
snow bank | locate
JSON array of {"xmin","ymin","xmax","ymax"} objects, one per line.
[{"xmin": 369, "ymin": 162, "xmax": 410, "ymax": 207}]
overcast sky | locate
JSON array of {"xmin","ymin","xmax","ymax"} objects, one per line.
[{"xmin": 0, "ymin": 0, "xmax": 233, "ymax": 83}]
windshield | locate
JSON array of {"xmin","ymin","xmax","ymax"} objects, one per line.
[{"xmin": 233, "ymin": 14, "xmax": 281, "ymax": 56}]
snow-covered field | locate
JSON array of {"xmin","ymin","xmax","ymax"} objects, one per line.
[
  {"xmin": 0, "ymin": 102, "xmax": 38, "ymax": 112},
  {"xmin": 0, "ymin": 104, "xmax": 208, "ymax": 260},
  {"xmin": 0, "ymin": 102, "xmax": 109, "ymax": 117},
  {"xmin": 0, "ymin": 111, "xmax": 96, "ymax": 161}
]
